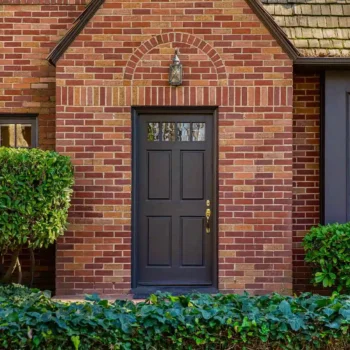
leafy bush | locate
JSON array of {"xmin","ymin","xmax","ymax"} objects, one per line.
[
  {"xmin": 0, "ymin": 284, "xmax": 51, "ymax": 303},
  {"xmin": 303, "ymin": 222, "xmax": 350, "ymax": 291},
  {"xmin": 0, "ymin": 285, "xmax": 349, "ymax": 349},
  {"xmin": 0, "ymin": 148, "xmax": 74, "ymax": 283}
]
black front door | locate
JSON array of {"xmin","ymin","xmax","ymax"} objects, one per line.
[{"xmin": 133, "ymin": 108, "xmax": 216, "ymax": 289}]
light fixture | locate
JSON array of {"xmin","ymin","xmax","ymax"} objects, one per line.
[{"xmin": 169, "ymin": 49, "xmax": 182, "ymax": 86}]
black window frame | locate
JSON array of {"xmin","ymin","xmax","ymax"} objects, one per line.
[{"xmin": 0, "ymin": 114, "xmax": 38, "ymax": 148}]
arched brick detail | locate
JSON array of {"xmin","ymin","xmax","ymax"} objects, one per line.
[{"xmin": 123, "ymin": 32, "xmax": 228, "ymax": 82}]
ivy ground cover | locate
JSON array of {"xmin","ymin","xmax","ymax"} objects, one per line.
[{"xmin": 0, "ymin": 285, "xmax": 349, "ymax": 349}]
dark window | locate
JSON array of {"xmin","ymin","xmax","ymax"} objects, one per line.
[{"xmin": 0, "ymin": 115, "xmax": 37, "ymax": 148}]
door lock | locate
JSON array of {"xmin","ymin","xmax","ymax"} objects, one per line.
[{"xmin": 205, "ymin": 208, "xmax": 211, "ymax": 233}]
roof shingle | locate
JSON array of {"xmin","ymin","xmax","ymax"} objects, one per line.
[{"xmin": 261, "ymin": 0, "xmax": 350, "ymax": 56}]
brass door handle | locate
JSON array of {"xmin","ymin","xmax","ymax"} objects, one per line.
[{"xmin": 205, "ymin": 208, "xmax": 211, "ymax": 233}]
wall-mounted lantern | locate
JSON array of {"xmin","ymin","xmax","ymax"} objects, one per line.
[{"xmin": 169, "ymin": 49, "xmax": 182, "ymax": 86}]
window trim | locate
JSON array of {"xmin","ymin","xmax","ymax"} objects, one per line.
[{"xmin": 0, "ymin": 114, "xmax": 38, "ymax": 148}]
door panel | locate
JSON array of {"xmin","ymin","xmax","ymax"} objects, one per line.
[
  {"xmin": 134, "ymin": 110, "xmax": 216, "ymax": 287},
  {"xmin": 148, "ymin": 151, "xmax": 171, "ymax": 200},
  {"xmin": 181, "ymin": 151, "xmax": 204, "ymax": 200},
  {"xmin": 148, "ymin": 216, "xmax": 172, "ymax": 266},
  {"xmin": 181, "ymin": 217, "xmax": 204, "ymax": 266}
]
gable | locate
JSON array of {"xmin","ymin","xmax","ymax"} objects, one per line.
[{"xmin": 47, "ymin": 0, "xmax": 300, "ymax": 65}]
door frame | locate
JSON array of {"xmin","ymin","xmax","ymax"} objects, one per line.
[{"xmin": 131, "ymin": 106, "xmax": 218, "ymax": 295}]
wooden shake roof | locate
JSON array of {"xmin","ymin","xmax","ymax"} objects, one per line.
[{"xmin": 261, "ymin": 0, "xmax": 350, "ymax": 57}]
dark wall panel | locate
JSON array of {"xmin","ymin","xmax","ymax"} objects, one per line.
[{"xmin": 324, "ymin": 72, "xmax": 350, "ymax": 223}]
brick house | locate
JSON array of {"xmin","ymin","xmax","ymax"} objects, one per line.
[{"xmin": 1, "ymin": 0, "xmax": 349, "ymax": 297}]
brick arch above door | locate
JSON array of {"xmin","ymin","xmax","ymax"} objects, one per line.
[{"xmin": 123, "ymin": 32, "xmax": 228, "ymax": 84}]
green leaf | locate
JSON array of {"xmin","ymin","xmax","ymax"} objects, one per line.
[
  {"xmin": 150, "ymin": 294, "xmax": 158, "ymax": 304},
  {"xmin": 33, "ymin": 336, "xmax": 40, "ymax": 347},
  {"xmin": 323, "ymin": 308, "xmax": 335, "ymax": 317},
  {"xmin": 279, "ymin": 300, "xmax": 292, "ymax": 316},
  {"xmin": 71, "ymin": 336, "xmax": 80, "ymax": 350},
  {"xmin": 195, "ymin": 337, "xmax": 206, "ymax": 345},
  {"xmin": 85, "ymin": 294, "xmax": 101, "ymax": 302},
  {"xmin": 339, "ymin": 308, "xmax": 350, "ymax": 319},
  {"xmin": 288, "ymin": 317, "xmax": 303, "ymax": 331},
  {"xmin": 327, "ymin": 321, "xmax": 341, "ymax": 329}
]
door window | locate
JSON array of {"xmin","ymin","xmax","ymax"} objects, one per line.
[{"xmin": 147, "ymin": 122, "xmax": 206, "ymax": 142}]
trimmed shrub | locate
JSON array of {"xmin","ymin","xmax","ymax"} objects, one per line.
[
  {"xmin": 0, "ymin": 285, "xmax": 349, "ymax": 349},
  {"xmin": 303, "ymin": 222, "xmax": 350, "ymax": 292},
  {"xmin": 0, "ymin": 148, "xmax": 74, "ymax": 283}
]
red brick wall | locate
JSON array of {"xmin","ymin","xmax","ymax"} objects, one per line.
[
  {"xmin": 0, "ymin": 0, "xmax": 87, "ymax": 291},
  {"xmin": 292, "ymin": 74, "xmax": 320, "ymax": 292},
  {"xmin": 0, "ymin": 1, "xmax": 87, "ymax": 4},
  {"xmin": 0, "ymin": 1, "xmax": 86, "ymax": 148},
  {"xmin": 55, "ymin": 0, "xmax": 294, "ymax": 296}
]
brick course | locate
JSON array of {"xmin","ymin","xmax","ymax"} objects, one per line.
[
  {"xmin": 0, "ymin": 1, "xmax": 87, "ymax": 5},
  {"xmin": 55, "ymin": 0, "xmax": 294, "ymax": 296},
  {"xmin": 292, "ymin": 73, "xmax": 320, "ymax": 293}
]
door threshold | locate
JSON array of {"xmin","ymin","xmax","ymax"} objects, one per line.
[{"xmin": 132, "ymin": 286, "xmax": 218, "ymax": 299}]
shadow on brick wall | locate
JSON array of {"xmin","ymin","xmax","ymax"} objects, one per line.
[{"xmin": 1, "ymin": 245, "xmax": 55, "ymax": 293}]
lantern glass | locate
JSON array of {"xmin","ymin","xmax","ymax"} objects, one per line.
[{"xmin": 169, "ymin": 63, "xmax": 182, "ymax": 86}]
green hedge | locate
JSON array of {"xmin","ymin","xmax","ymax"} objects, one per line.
[
  {"xmin": 0, "ymin": 285, "xmax": 349, "ymax": 350},
  {"xmin": 0, "ymin": 147, "xmax": 74, "ymax": 254},
  {"xmin": 303, "ymin": 222, "xmax": 350, "ymax": 292}
]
